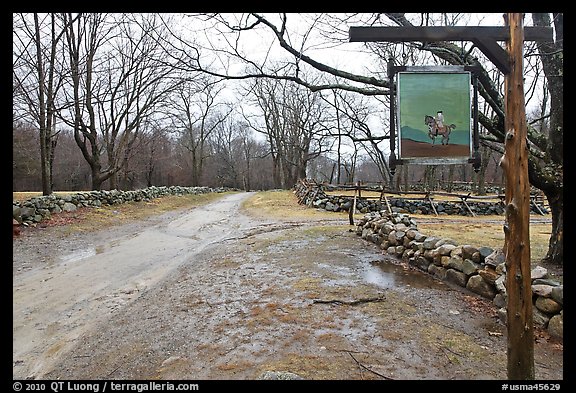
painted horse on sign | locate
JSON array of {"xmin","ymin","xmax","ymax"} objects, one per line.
[{"xmin": 425, "ymin": 115, "xmax": 456, "ymax": 145}]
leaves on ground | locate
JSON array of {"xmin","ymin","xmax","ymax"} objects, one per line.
[{"xmin": 462, "ymin": 295, "xmax": 498, "ymax": 318}]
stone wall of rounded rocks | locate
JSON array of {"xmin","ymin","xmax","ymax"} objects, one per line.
[
  {"xmin": 13, "ymin": 186, "xmax": 230, "ymax": 226},
  {"xmin": 355, "ymin": 210, "xmax": 563, "ymax": 339},
  {"xmin": 295, "ymin": 182, "xmax": 548, "ymax": 216}
]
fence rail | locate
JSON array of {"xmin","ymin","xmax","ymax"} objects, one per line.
[{"xmin": 296, "ymin": 179, "xmax": 549, "ymax": 223}]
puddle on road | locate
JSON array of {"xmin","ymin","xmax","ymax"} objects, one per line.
[
  {"xmin": 363, "ymin": 259, "xmax": 447, "ymax": 291},
  {"xmin": 266, "ymin": 239, "xmax": 322, "ymax": 253},
  {"xmin": 59, "ymin": 245, "xmax": 106, "ymax": 264},
  {"xmin": 60, "ymin": 248, "xmax": 97, "ymax": 263},
  {"xmin": 56, "ymin": 237, "xmax": 127, "ymax": 265}
]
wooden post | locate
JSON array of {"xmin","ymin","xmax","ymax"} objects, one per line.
[
  {"xmin": 502, "ymin": 13, "xmax": 534, "ymax": 380},
  {"xmin": 383, "ymin": 194, "xmax": 392, "ymax": 214},
  {"xmin": 427, "ymin": 193, "xmax": 438, "ymax": 216},
  {"xmin": 530, "ymin": 195, "xmax": 545, "ymax": 216},
  {"xmin": 461, "ymin": 196, "xmax": 476, "ymax": 217}
]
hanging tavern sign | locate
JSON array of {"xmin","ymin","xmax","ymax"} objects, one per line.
[
  {"xmin": 386, "ymin": 61, "xmax": 481, "ymax": 174},
  {"xmin": 396, "ymin": 66, "xmax": 472, "ymax": 164},
  {"xmin": 348, "ymin": 24, "xmax": 552, "ymax": 175}
]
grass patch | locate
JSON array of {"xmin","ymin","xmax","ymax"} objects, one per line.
[
  {"xmin": 13, "ymin": 191, "xmax": 79, "ymax": 202},
  {"xmin": 243, "ymin": 190, "xmax": 552, "ymax": 264},
  {"xmin": 256, "ymin": 353, "xmax": 352, "ymax": 380},
  {"xmin": 241, "ymin": 190, "xmax": 350, "ymax": 220},
  {"xmin": 421, "ymin": 320, "xmax": 505, "ymax": 364},
  {"xmin": 292, "ymin": 277, "xmax": 323, "ymax": 292},
  {"xmin": 325, "ymin": 190, "xmax": 382, "ymax": 198},
  {"xmin": 215, "ymin": 360, "xmax": 255, "ymax": 372},
  {"xmin": 414, "ymin": 214, "xmax": 551, "ymax": 262}
]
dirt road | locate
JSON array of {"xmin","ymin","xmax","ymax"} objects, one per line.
[{"xmin": 13, "ymin": 192, "xmax": 563, "ymax": 380}]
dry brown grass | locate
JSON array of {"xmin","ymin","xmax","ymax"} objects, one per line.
[
  {"xmin": 414, "ymin": 214, "xmax": 552, "ymax": 262},
  {"xmin": 245, "ymin": 190, "xmax": 552, "ymax": 264},
  {"xmin": 215, "ymin": 360, "xmax": 254, "ymax": 372},
  {"xmin": 13, "ymin": 191, "xmax": 79, "ymax": 202},
  {"xmin": 241, "ymin": 190, "xmax": 350, "ymax": 220}
]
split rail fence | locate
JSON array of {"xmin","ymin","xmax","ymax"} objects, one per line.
[{"xmin": 296, "ymin": 179, "xmax": 549, "ymax": 225}]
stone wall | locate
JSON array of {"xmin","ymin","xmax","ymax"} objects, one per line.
[
  {"xmin": 295, "ymin": 181, "xmax": 548, "ymax": 216},
  {"xmin": 355, "ymin": 210, "xmax": 563, "ymax": 339},
  {"xmin": 13, "ymin": 186, "xmax": 230, "ymax": 226}
]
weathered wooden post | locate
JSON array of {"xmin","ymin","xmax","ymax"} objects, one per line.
[{"xmin": 501, "ymin": 13, "xmax": 534, "ymax": 380}]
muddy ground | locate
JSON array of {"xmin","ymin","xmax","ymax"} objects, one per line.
[{"xmin": 13, "ymin": 192, "xmax": 563, "ymax": 380}]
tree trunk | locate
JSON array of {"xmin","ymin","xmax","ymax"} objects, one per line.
[
  {"xmin": 91, "ymin": 170, "xmax": 104, "ymax": 191},
  {"xmin": 244, "ymin": 151, "xmax": 251, "ymax": 192},
  {"xmin": 532, "ymin": 13, "xmax": 563, "ymax": 266},
  {"xmin": 298, "ymin": 164, "xmax": 307, "ymax": 183},
  {"xmin": 33, "ymin": 14, "xmax": 52, "ymax": 196},
  {"xmin": 424, "ymin": 166, "xmax": 437, "ymax": 191},
  {"xmin": 446, "ymin": 166, "xmax": 454, "ymax": 193},
  {"xmin": 272, "ymin": 155, "xmax": 282, "ymax": 189},
  {"xmin": 477, "ymin": 145, "xmax": 492, "ymax": 196},
  {"xmin": 40, "ymin": 132, "xmax": 51, "ymax": 195},
  {"xmin": 49, "ymin": 136, "xmax": 58, "ymax": 191},
  {"xmin": 543, "ymin": 187, "xmax": 563, "ymax": 264},
  {"xmin": 109, "ymin": 172, "xmax": 117, "ymax": 190}
]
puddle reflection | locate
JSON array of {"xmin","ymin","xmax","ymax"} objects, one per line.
[
  {"xmin": 59, "ymin": 245, "xmax": 107, "ymax": 263},
  {"xmin": 363, "ymin": 259, "xmax": 447, "ymax": 290}
]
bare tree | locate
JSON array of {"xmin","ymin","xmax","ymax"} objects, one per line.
[
  {"xmin": 246, "ymin": 77, "xmax": 329, "ymax": 189},
  {"xmin": 139, "ymin": 126, "xmax": 174, "ymax": 188},
  {"xmin": 321, "ymin": 90, "xmax": 390, "ymax": 186},
  {"xmin": 13, "ymin": 123, "xmax": 41, "ymax": 191},
  {"xmin": 233, "ymin": 122, "xmax": 259, "ymax": 191},
  {"xmin": 240, "ymin": 133, "xmax": 256, "ymax": 191},
  {"xmin": 248, "ymin": 141, "xmax": 275, "ymax": 190},
  {"xmin": 156, "ymin": 13, "xmax": 389, "ymax": 96},
  {"xmin": 13, "ymin": 13, "xmax": 70, "ymax": 195},
  {"xmin": 60, "ymin": 13, "xmax": 180, "ymax": 190},
  {"xmin": 208, "ymin": 113, "xmax": 241, "ymax": 188},
  {"xmin": 51, "ymin": 129, "xmax": 92, "ymax": 191},
  {"xmin": 166, "ymin": 78, "xmax": 231, "ymax": 186}
]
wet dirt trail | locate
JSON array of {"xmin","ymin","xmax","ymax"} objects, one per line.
[
  {"xmin": 13, "ymin": 192, "xmax": 261, "ymax": 379},
  {"xmin": 13, "ymin": 192, "xmax": 563, "ymax": 380}
]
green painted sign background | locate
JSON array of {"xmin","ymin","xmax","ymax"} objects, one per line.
[{"xmin": 397, "ymin": 72, "xmax": 472, "ymax": 160}]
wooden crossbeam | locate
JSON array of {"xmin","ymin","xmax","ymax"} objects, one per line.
[
  {"xmin": 349, "ymin": 25, "xmax": 552, "ymax": 74},
  {"xmin": 348, "ymin": 26, "xmax": 552, "ymax": 42}
]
